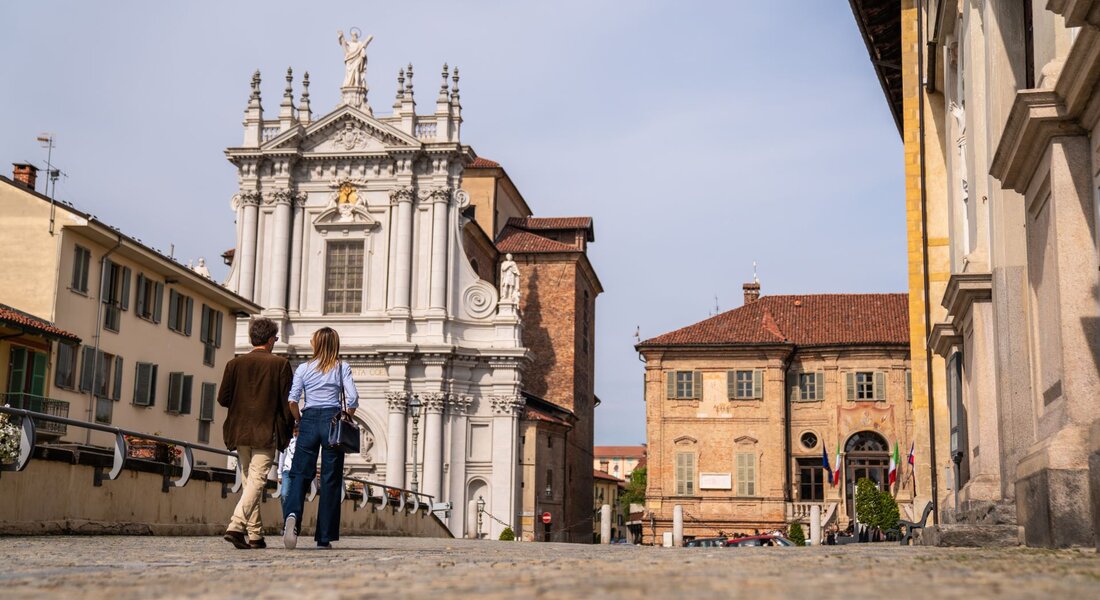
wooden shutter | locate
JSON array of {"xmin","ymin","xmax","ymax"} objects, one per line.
[
  {"xmin": 845, "ymin": 373, "xmax": 855, "ymax": 401},
  {"xmin": 200, "ymin": 383, "xmax": 216, "ymax": 421},
  {"xmin": 112, "ymin": 356, "xmax": 123, "ymax": 401},
  {"xmin": 30, "ymin": 351, "xmax": 47, "ymax": 397},
  {"xmin": 788, "ymin": 372, "xmax": 799, "ymax": 403},
  {"xmin": 666, "ymin": 372, "xmax": 675, "ymax": 399},
  {"xmin": 752, "ymin": 370, "xmax": 763, "ymax": 399},
  {"xmin": 874, "ymin": 371, "xmax": 887, "ymax": 401},
  {"xmin": 8, "ymin": 347, "xmax": 26, "ymax": 394},
  {"xmin": 691, "ymin": 371, "xmax": 701, "ymax": 399},
  {"xmin": 168, "ymin": 289, "xmax": 179, "ymax": 330},
  {"xmin": 214, "ymin": 311, "xmax": 223, "ymax": 348},
  {"xmin": 167, "ymin": 372, "xmax": 182, "ymax": 413},
  {"xmin": 729, "ymin": 371, "xmax": 738, "ymax": 400},
  {"xmin": 135, "ymin": 275, "xmax": 146, "ymax": 316},
  {"xmin": 200, "ymin": 305, "xmax": 210, "ymax": 343},
  {"xmin": 134, "ymin": 364, "xmax": 150, "ymax": 406},
  {"xmin": 80, "ymin": 347, "xmax": 96, "ymax": 392},
  {"xmin": 184, "ymin": 297, "xmax": 194, "ymax": 336},
  {"xmin": 100, "ymin": 259, "xmax": 113, "ymax": 301},
  {"xmin": 815, "ymin": 372, "xmax": 825, "ymax": 401},
  {"xmin": 181, "ymin": 375, "xmax": 193, "ymax": 414},
  {"xmin": 152, "ymin": 282, "xmax": 164, "ymax": 323},
  {"xmin": 120, "ymin": 267, "xmax": 132, "ymax": 310},
  {"xmin": 71, "ymin": 247, "xmax": 83, "ymax": 290},
  {"xmin": 149, "ymin": 364, "xmax": 158, "ymax": 406}
]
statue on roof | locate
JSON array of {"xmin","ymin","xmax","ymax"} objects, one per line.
[
  {"xmin": 500, "ymin": 254, "xmax": 520, "ymax": 304},
  {"xmin": 338, "ymin": 28, "xmax": 373, "ymax": 90}
]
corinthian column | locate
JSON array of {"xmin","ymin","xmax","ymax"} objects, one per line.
[
  {"xmin": 385, "ymin": 391, "xmax": 408, "ymax": 489},
  {"xmin": 391, "ymin": 186, "xmax": 415, "ymax": 313},
  {"xmin": 287, "ymin": 193, "xmax": 305, "ymax": 313},
  {"xmin": 267, "ymin": 190, "xmax": 294, "ymax": 313},
  {"xmin": 489, "ymin": 394, "xmax": 525, "ymax": 540},
  {"xmin": 237, "ymin": 191, "xmax": 261, "ymax": 301},
  {"xmin": 421, "ymin": 392, "xmax": 446, "ymax": 501},
  {"xmin": 447, "ymin": 394, "xmax": 472, "ymax": 533},
  {"xmin": 428, "ymin": 187, "xmax": 450, "ymax": 312}
]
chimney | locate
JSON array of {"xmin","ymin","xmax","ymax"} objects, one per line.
[
  {"xmin": 12, "ymin": 163, "xmax": 38, "ymax": 191},
  {"xmin": 743, "ymin": 281, "xmax": 760, "ymax": 305}
]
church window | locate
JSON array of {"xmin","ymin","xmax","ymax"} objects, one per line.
[
  {"xmin": 324, "ymin": 241, "xmax": 364, "ymax": 314},
  {"xmin": 736, "ymin": 453, "xmax": 756, "ymax": 496},
  {"xmin": 674, "ymin": 452, "xmax": 695, "ymax": 496},
  {"xmin": 167, "ymin": 289, "xmax": 194, "ymax": 336},
  {"xmin": 728, "ymin": 369, "xmax": 763, "ymax": 400},
  {"xmin": 71, "ymin": 245, "xmax": 91, "ymax": 293}
]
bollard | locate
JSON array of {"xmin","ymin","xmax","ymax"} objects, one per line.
[
  {"xmin": 672, "ymin": 505, "xmax": 684, "ymax": 547},
  {"xmin": 600, "ymin": 504, "xmax": 612, "ymax": 544},
  {"xmin": 662, "ymin": 531, "xmax": 673, "ymax": 547},
  {"xmin": 810, "ymin": 504, "xmax": 821, "ymax": 546}
]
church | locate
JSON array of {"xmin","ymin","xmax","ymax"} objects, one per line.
[{"xmin": 222, "ymin": 31, "xmax": 598, "ymax": 541}]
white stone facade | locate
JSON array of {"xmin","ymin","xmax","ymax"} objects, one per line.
[{"xmin": 224, "ymin": 56, "xmax": 526, "ymax": 539}]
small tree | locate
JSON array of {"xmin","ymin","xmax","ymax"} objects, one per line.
[
  {"xmin": 854, "ymin": 478, "xmax": 879, "ymax": 527},
  {"xmin": 621, "ymin": 466, "xmax": 647, "ymax": 507},
  {"xmin": 788, "ymin": 522, "xmax": 806, "ymax": 546},
  {"xmin": 874, "ymin": 488, "xmax": 900, "ymax": 532},
  {"xmin": 499, "ymin": 526, "xmax": 515, "ymax": 541}
]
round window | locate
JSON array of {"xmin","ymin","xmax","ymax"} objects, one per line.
[{"xmin": 800, "ymin": 431, "xmax": 818, "ymax": 450}]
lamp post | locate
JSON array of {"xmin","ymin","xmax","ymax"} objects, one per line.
[
  {"xmin": 409, "ymin": 394, "xmax": 421, "ymax": 493},
  {"xmin": 476, "ymin": 495, "xmax": 486, "ymax": 539}
]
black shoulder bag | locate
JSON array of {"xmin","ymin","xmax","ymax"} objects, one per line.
[{"xmin": 327, "ymin": 362, "xmax": 360, "ymax": 453}]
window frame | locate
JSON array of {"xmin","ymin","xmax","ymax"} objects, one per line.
[
  {"xmin": 167, "ymin": 289, "xmax": 194, "ymax": 336},
  {"xmin": 54, "ymin": 342, "xmax": 78, "ymax": 390},
  {"xmin": 133, "ymin": 362, "xmax": 158, "ymax": 407},
  {"xmin": 796, "ymin": 457, "xmax": 825, "ymax": 502},
  {"xmin": 735, "ymin": 452, "xmax": 757, "ymax": 497},
  {"xmin": 855, "ymin": 371, "xmax": 875, "ymax": 401},
  {"xmin": 71, "ymin": 245, "xmax": 91, "ymax": 294},
  {"xmin": 166, "ymin": 372, "xmax": 193, "ymax": 414},
  {"xmin": 674, "ymin": 451, "xmax": 696, "ymax": 496},
  {"xmin": 323, "ymin": 240, "xmax": 365, "ymax": 315}
]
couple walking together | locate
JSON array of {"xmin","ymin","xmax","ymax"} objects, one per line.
[{"xmin": 217, "ymin": 317, "xmax": 359, "ymax": 549}]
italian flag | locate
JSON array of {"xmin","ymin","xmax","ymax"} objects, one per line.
[
  {"xmin": 888, "ymin": 441, "xmax": 900, "ymax": 486},
  {"xmin": 832, "ymin": 442, "xmax": 841, "ymax": 487}
]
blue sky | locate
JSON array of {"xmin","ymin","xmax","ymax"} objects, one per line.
[{"xmin": 1, "ymin": 1, "xmax": 904, "ymax": 445}]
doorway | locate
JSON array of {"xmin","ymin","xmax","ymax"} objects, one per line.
[{"xmin": 844, "ymin": 431, "xmax": 890, "ymax": 519}]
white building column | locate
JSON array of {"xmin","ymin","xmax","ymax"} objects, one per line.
[
  {"xmin": 267, "ymin": 191, "xmax": 293, "ymax": 313},
  {"xmin": 489, "ymin": 394, "xmax": 524, "ymax": 539},
  {"xmin": 447, "ymin": 394, "xmax": 472, "ymax": 535},
  {"xmin": 287, "ymin": 195, "xmax": 305, "ymax": 313},
  {"xmin": 237, "ymin": 191, "xmax": 261, "ymax": 301},
  {"xmin": 391, "ymin": 186, "xmax": 415, "ymax": 313},
  {"xmin": 385, "ymin": 391, "xmax": 408, "ymax": 489},
  {"xmin": 422, "ymin": 392, "xmax": 446, "ymax": 502},
  {"xmin": 428, "ymin": 188, "xmax": 450, "ymax": 312}
]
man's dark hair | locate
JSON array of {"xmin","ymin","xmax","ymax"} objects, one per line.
[{"xmin": 249, "ymin": 318, "xmax": 278, "ymax": 346}]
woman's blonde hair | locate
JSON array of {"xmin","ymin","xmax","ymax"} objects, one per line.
[{"xmin": 311, "ymin": 327, "xmax": 341, "ymax": 374}]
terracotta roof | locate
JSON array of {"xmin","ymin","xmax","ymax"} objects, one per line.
[
  {"xmin": 506, "ymin": 217, "xmax": 593, "ymax": 231},
  {"xmin": 495, "ymin": 228, "xmax": 580, "ymax": 254},
  {"xmin": 639, "ymin": 294, "xmax": 908, "ymax": 348},
  {"xmin": 469, "ymin": 157, "xmax": 501, "ymax": 168},
  {"xmin": 594, "ymin": 446, "xmax": 647, "ymax": 459},
  {"xmin": 0, "ymin": 303, "xmax": 81, "ymax": 343},
  {"xmin": 594, "ymin": 469, "xmax": 624, "ymax": 483},
  {"xmin": 524, "ymin": 404, "xmax": 572, "ymax": 427}
]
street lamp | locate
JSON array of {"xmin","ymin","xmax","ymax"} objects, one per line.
[
  {"xmin": 409, "ymin": 394, "xmax": 421, "ymax": 493},
  {"xmin": 476, "ymin": 495, "xmax": 486, "ymax": 538}
]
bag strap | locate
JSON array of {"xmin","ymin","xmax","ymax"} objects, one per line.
[{"xmin": 339, "ymin": 361, "xmax": 348, "ymax": 414}]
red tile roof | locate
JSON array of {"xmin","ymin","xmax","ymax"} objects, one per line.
[
  {"xmin": 0, "ymin": 304, "xmax": 81, "ymax": 343},
  {"xmin": 506, "ymin": 217, "xmax": 593, "ymax": 230},
  {"xmin": 594, "ymin": 469, "xmax": 625, "ymax": 483},
  {"xmin": 594, "ymin": 446, "xmax": 647, "ymax": 459},
  {"xmin": 524, "ymin": 404, "xmax": 572, "ymax": 427},
  {"xmin": 495, "ymin": 228, "xmax": 580, "ymax": 254},
  {"xmin": 469, "ymin": 157, "xmax": 501, "ymax": 168},
  {"xmin": 639, "ymin": 294, "xmax": 908, "ymax": 348}
]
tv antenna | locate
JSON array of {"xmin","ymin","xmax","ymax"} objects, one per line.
[{"xmin": 36, "ymin": 133, "xmax": 67, "ymax": 234}]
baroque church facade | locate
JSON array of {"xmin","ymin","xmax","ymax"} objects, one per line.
[{"xmin": 223, "ymin": 39, "xmax": 528, "ymax": 539}]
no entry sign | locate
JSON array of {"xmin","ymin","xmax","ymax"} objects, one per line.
[{"xmin": 541, "ymin": 512, "xmax": 552, "ymax": 524}]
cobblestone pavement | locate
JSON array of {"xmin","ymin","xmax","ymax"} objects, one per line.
[{"xmin": 1, "ymin": 536, "xmax": 1098, "ymax": 599}]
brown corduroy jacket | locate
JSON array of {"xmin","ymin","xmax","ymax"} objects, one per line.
[{"xmin": 217, "ymin": 348, "xmax": 294, "ymax": 451}]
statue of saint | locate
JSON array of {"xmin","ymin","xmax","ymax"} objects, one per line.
[
  {"xmin": 500, "ymin": 253, "xmax": 520, "ymax": 304},
  {"xmin": 338, "ymin": 28, "xmax": 373, "ymax": 89},
  {"xmin": 193, "ymin": 258, "xmax": 212, "ymax": 279}
]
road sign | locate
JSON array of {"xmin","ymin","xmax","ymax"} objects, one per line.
[{"xmin": 541, "ymin": 512, "xmax": 552, "ymax": 524}]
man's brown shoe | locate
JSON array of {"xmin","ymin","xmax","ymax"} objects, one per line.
[
  {"xmin": 249, "ymin": 538, "xmax": 267, "ymax": 549},
  {"xmin": 223, "ymin": 530, "xmax": 250, "ymax": 549}
]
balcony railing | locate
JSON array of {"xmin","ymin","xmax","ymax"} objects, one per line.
[
  {"xmin": 786, "ymin": 501, "xmax": 839, "ymax": 526},
  {"xmin": 1, "ymin": 393, "xmax": 69, "ymax": 436}
]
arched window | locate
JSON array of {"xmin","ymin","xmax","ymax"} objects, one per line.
[{"xmin": 845, "ymin": 431, "xmax": 888, "ymax": 453}]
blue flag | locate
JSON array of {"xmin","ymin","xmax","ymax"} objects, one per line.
[{"xmin": 822, "ymin": 445, "xmax": 833, "ymax": 485}]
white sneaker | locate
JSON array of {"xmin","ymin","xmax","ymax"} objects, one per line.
[{"xmin": 283, "ymin": 514, "xmax": 298, "ymax": 549}]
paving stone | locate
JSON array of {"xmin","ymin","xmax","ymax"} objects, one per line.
[{"xmin": 0, "ymin": 536, "xmax": 1097, "ymax": 599}]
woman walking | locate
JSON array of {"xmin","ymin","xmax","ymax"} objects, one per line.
[{"xmin": 281, "ymin": 327, "xmax": 359, "ymax": 549}]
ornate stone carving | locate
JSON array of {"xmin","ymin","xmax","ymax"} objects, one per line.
[
  {"xmin": 359, "ymin": 425, "xmax": 375, "ymax": 462},
  {"xmin": 333, "ymin": 121, "xmax": 368, "ymax": 150},
  {"xmin": 385, "ymin": 391, "xmax": 408, "ymax": 412},
  {"xmin": 462, "ymin": 280, "xmax": 498, "ymax": 319},
  {"xmin": 338, "ymin": 28, "xmax": 373, "ymax": 94},
  {"xmin": 499, "ymin": 253, "xmax": 520, "ymax": 304},
  {"xmin": 236, "ymin": 190, "xmax": 262, "ymax": 208},
  {"xmin": 489, "ymin": 395, "xmax": 525, "ymax": 416},
  {"xmin": 420, "ymin": 186, "xmax": 451, "ymax": 204},
  {"xmin": 447, "ymin": 395, "xmax": 474, "ymax": 415},
  {"xmin": 266, "ymin": 189, "xmax": 305, "ymax": 206},
  {"xmin": 390, "ymin": 186, "xmax": 416, "ymax": 204},
  {"xmin": 421, "ymin": 392, "xmax": 447, "ymax": 413},
  {"xmin": 454, "ymin": 188, "xmax": 470, "ymax": 209}
]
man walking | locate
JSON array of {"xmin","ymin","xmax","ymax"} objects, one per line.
[{"xmin": 218, "ymin": 318, "xmax": 294, "ymax": 549}]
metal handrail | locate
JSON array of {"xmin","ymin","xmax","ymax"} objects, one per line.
[
  {"xmin": 0, "ymin": 405, "xmax": 241, "ymax": 493},
  {"xmin": 344, "ymin": 475, "xmax": 434, "ymax": 514}
]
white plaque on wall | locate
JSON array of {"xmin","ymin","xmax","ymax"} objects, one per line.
[{"xmin": 699, "ymin": 473, "xmax": 732, "ymax": 490}]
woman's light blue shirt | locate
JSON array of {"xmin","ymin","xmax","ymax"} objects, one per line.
[{"xmin": 288, "ymin": 360, "xmax": 359, "ymax": 411}]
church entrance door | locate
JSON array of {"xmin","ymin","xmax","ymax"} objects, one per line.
[{"xmin": 843, "ymin": 431, "xmax": 890, "ymax": 520}]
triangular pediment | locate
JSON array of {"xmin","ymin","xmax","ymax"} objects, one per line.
[{"xmin": 265, "ymin": 106, "xmax": 420, "ymax": 153}]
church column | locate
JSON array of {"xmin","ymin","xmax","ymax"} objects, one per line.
[
  {"xmin": 446, "ymin": 395, "xmax": 472, "ymax": 534},
  {"xmin": 385, "ymin": 391, "xmax": 408, "ymax": 489},
  {"xmin": 237, "ymin": 191, "xmax": 261, "ymax": 301},
  {"xmin": 391, "ymin": 185, "xmax": 415, "ymax": 313},
  {"xmin": 489, "ymin": 394, "xmax": 524, "ymax": 540},
  {"xmin": 421, "ymin": 392, "xmax": 446, "ymax": 502},
  {"xmin": 267, "ymin": 190, "xmax": 293, "ymax": 313},
  {"xmin": 287, "ymin": 194, "xmax": 305, "ymax": 314},
  {"xmin": 428, "ymin": 187, "xmax": 450, "ymax": 312}
]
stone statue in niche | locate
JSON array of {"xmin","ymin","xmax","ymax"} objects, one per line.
[
  {"xmin": 338, "ymin": 28, "xmax": 373, "ymax": 89},
  {"xmin": 360, "ymin": 427, "xmax": 374, "ymax": 462},
  {"xmin": 500, "ymin": 253, "xmax": 520, "ymax": 304}
]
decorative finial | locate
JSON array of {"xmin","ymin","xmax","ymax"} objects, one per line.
[
  {"xmin": 405, "ymin": 63, "xmax": 414, "ymax": 93},
  {"xmin": 397, "ymin": 68, "xmax": 405, "ymax": 98},
  {"xmin": 251, "ymin": 69, "xmax": 261, "ymax": 99},
  {"xmin": 284, "ymin": 67, "xmax": 293, "ymax": 98},
  {"xmin": 451, "ymin": 66, "xmax": 460, "ymax": 102},
  {"xmin": 301, "ymin": 71, "xmax": 310, "ymax": 101}
]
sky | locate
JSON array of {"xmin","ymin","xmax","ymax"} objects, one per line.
[{"xmin": 1, "ymin": 1, "xmax": 905, "ymax": 446}]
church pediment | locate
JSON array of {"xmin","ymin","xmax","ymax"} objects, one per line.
[
  {"xmin": 312, "ymin": 178, "xmax": 379, "ymax": 232},
  {"xmin": 270, "ymin": 107, "xmax": 419, "ymax": 153}
]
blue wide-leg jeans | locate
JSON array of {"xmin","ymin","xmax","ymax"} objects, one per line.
[{"xmin": 282, "ymin": 406, "xmax": 345, "ymax": 544}]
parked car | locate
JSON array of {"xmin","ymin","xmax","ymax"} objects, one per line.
[
  {"xmin": 725, "ymin": 534, "xmax": 795, "ymax": 547},
  {"xmin": 684, "ymin": 537, "xmax": 728, "ymax": 547}
]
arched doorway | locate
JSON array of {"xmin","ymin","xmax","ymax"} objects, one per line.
[{"xmin": 844, "ymin": 431, "xmax": 890, "ymax": 520}]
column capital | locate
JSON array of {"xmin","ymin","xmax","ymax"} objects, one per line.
[
  {"xmin": 390, "ymin": 185, "xmax": 416, "ymax": 204},
  {"xmin": 266, "ymin": 188, "xmax": 306, "ymax": 206},
  {"xmin": 420, "ymin": 186, "xmax": 452, "ymax": 204},
  {"xmin": 447, "ymin": 394, "xmax": 474, "ymax": 415},
  {"xmin": 489, "ymin": 395, "xmax": 525, "ymax": 416},
  {"xmin": 385, "ymin": 391, "xmax": 409, "ymax": 412},
  {"xmin": 421, "ymin": 392, "xmax": 447, "ymax": 413},
  {"xmin": 235, "ymin": 190, "xmax": 262, "ymax": 208}
]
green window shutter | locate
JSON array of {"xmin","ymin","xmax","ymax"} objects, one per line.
[
  {"xmin": 181, "ymin": 375, "xmax": 193, "ymax": 414},
  {"xmin": 752, "ymin": 369, "xmax": 763, "ymax": 399},
  {"xmin": 200, "ymin": 383, "xmax": 216, "ymax": 421},
  {"xmin": 200, "ymin": 305, "xmax": 210, "ymax": 343},
  {"xmin": 120, "ymin": 267, "xmax": 132, "ymax": 311},
  {"xmin": 875, "ymin": 371, "xmax": 887, "ymax": 401},
  {"xmin": 29, "ymin": 351, "xmax": 47, "ymax": 397},
  {"xmin": 729, "ymin": 371, "xmax": 737, "ymax": 400},
  {"xmin": 8, "ymin": 347, "xmax": 27, "ymax": 394},
  {"xmin": 666, "ymin": 372, "xmax": 675, "ymax": 399},
  {"xmin": 815, "ymin": 372, "xmax": 825, "ymax": 401},
  {"xmin": 693, "ymin": 371, "xmax": 703, "ymax": 399},
  {"xmin": 71, "ymin": 247, "xmax": 82, "ymax": 290},
  {"xmin": 134, "ymin": 364, "xmax": 149, "ymax": 406},
  {"xmin": 135, "ymin": 274, "xmax": 146, "ymax": 316},
  {"xmin": 845, "ymin": 372, "xmax": 855, "ymax": 401},
  {"xmin": 167, "ymin": 372, "xmax": 182, "ymax": 413},
  {"xmin": 214, "ymin": 311, "xmax": 223, "ymax": 348},
  {"xmin": 111, "ymin": 356, "xmax": 123, "ymax": 401},
  {"xmin": 99, "ymin": 259, "xmax": 113, "ymax": 301},
  {"xmin": 152, "ymin": 282, "xmax": 164, "ymax": 323},
  {"xmin": 168, "ymin": 289, "xmax": 179, "ymax": 330},
  {"xmin": 184, "ymin": 297, "xmax": 194, "ymax": 336},
  {"xmin": 79, "ymin": 347, "xmax": 96, "ymax": 392},
  {"xmin": 149, "ymin": 365, "xmax": 158, "ymax": 406}
]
